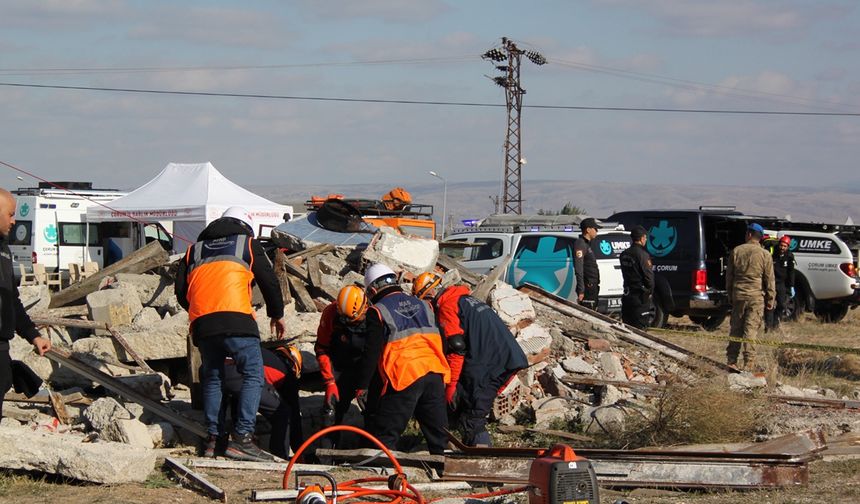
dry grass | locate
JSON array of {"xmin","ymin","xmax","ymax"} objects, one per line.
[{"xmin": 609, "ymin": 380, "xmax": 769, "ymax": 449}]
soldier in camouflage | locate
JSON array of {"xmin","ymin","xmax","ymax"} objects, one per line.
[{"xmin": 725, "ymin": 223, "xmax": 776, "ymax": 370}]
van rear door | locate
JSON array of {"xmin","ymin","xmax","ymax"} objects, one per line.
[
  {"xmin": 507, "ymin": 233, "xmax": 577, "ymax": 302},
  {"xmin": 592, "ymin": 232, "xmax": 628, "ymax": 299},
  {"xmin": 56, "ymin": 212, "xmax": 103, "ymax": 271}
]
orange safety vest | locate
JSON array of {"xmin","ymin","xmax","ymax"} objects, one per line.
[
  {"xmin": 374, "ymin": 291, "xmax": 450, "ymax": 391},
  {"xmin": 184, "ymin": 234, "xmax": 256, "ymax": 322}
]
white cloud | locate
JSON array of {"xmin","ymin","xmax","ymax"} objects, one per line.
[
  {"xmin": 298, "ymin": 0, "xmax": 450, "ymax": 23},
  {"xmin": 595, "ymin": 0, "xmax": 849, "ymax": 39}
]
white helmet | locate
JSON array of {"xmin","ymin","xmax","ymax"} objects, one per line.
[
  {"xmin": 364, "ymin": 263, "xmax": 397, "ymax": 294},
  {"xmin": 222, "ymin": 206, "xmax": 255, "ymax": 236}
]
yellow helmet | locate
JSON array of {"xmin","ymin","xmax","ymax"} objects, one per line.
[
  {"xmin": 337, "ymin": 284, "xmax": 369, "ymax": 323},
  {"xmin": 412, "ymin": 272, "xmax": 442, "ymax": 300},
  {"xmin": 274, "ymin": 345, "xmax": 302, "ymax": 379}
]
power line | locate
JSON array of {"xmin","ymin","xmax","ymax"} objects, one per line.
[{"xmin": 1, "ymin": 81, "xmax": 859, "ymax": 117}]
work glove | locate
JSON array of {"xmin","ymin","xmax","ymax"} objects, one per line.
[
  {"xmin": 445, "ymin": 382, "xmax": 459, "ymax": 410},
  {"xmin": 355, "ymin": 389, "xmax": 368, "ymax": 412},
  {"xmin": 790, "ymin": 287, "xmax": 796, "ymax": 298},
  {"xmin": 324, "ymin": 381, "xmax": 339, "ymax": 412}
]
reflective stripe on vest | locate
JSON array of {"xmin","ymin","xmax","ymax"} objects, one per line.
[
  {"xmin": 185, "ymin": 234, "xmax": 256, "ymax": 322},
  {"xmin": 375, "ymin": 292, "xmax": 450, "ymax": 391}
]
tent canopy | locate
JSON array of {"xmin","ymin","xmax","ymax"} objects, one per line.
[{"xmin": 87, "ymin": 162, "xmax": 292, "ymax": 227}]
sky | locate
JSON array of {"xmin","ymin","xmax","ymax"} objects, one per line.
[{"xmin": 1, "ymin": 0, "xmax": 859, "ymax": 195}]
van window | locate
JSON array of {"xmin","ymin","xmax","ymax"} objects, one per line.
[
  {"xmin": 439, "ymin": 239, "xmax": 468, "ymax": 259},
  {"xmin": 469, "ymin": 238, "xmax": 504, "ymax": 261},
  {"xmin": 593, "ymin": 232, "xmax": 631, "ymax": 259},
  {"xmin": 59, "ymin": 222, "xmax": 100, "ymax": 246},
  {"xmin": 9, "ymin": 221, "xmax": 32, "ymax": 246}
]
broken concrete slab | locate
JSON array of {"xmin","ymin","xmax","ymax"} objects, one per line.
[
  {"xmin": 114, "ymin": 273, "xmax": 177, "ymax": 310},
  {"xmin": 258, "ymin": 308, "xmax": 321, "ymax": 342},
  {"xmin": 532, "ymin": 396, "xmax": 570, "ymax": 427},
  {"xmin": 0, "ymin": 426, "xmax": 156, "ymax": 483},
  {"xmin": 103, "ymin": 418, "xmax": 154, "ymax": 448},
  {"xmin": 561, "ymin": 356, "xmax": 597, "ymax": 375},
  {"xmin": 132, "ymin": 306, "xmax": 163, "ymax": 331},
  {"xmin": 86, "ymin": 285, "xmax": 144, "ymax": 333},
  {"xmin": 84, "ymin": 397, "xmax": 133, "ymax": 432},
  {"xmin": 598, "ymin": 352, "xmax": 628, "ymax": 382},
  {"xmin": 728, "ymin": 372, "xmax": 768, "ymax": 391},
  {"xmin": 19, "ymin": 284, "xmax": 51, "ymax": 313},
  {"xmin": 148, "ymin": 421, "xmax": 176, "ymax": 448},
  {"xmin": 490, "ymin": 283, "xmax": 536, "ymax": 329},
  {"xmin": 585, "ymin": 405, "xmax": 627, "ymax": 435},
  {"xmin": 362, "ymin": 228, "xmax": 439, "ymax": 275}
]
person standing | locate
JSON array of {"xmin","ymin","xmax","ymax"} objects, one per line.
[
  {"xmin": 175, "ymin": 206, "xmax": 286, "ymax": 462},
  {"xmin": 766, "ymin": 235, "xmax": 796, "ymax": 330},
  {"xmin": 412, "ymin": 272, "xmax": 527, "ymax": 447},
  {"xmin": 361, "ymin": 264, "xmax": 450, "ymax": 455},
  {"xmin": 0, "ymin": 189, "xmax": 52, "ymax": 418},
  {"xmin": 574, "ymin": 218, "xmax": 601, "ymax": 309},
  {"xmin": 619, "ymin": 225, "xmax": 654, "ymax": 329},
  {"xmin": 726, "ymin": 223, "xmax": 775, "ymax": 370}
]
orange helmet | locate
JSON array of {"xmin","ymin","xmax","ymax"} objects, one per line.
[
  {"xmin": 412, "ymin": 272, "xmax": 442, "ymax": 300},
  {"xmin": 273, "ymin": 345, "xmax": 302, "ymax": 378},
  {"xmin": 337, "ymin": 285, "xmax": 369, "ymax": 323}
]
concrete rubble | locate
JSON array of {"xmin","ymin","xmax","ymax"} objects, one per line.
[{"xmin": 3, "ymin": 222, "xmax": 858, "ymax": 496}]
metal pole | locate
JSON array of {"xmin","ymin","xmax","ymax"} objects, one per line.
[{"xmin": 428, "ymin": 171, "xmax": 447, "ymax": 239}]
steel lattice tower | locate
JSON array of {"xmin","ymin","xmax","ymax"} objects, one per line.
[{"xmin": 483, "ymin": 37, "xmax": 546, "ymax": 214}]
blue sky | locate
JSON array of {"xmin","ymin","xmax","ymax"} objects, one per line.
[{"xmin": 1, "ymin": 0, "xmax": 859, "ymax": 193}]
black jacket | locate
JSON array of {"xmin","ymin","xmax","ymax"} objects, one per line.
[
  {"xmin": 573, "ymin": 236, "xmax": 600, "ymax": 294},
  {"xmin": 620, "ymin": 243, "xmax": 654, "ymax": 296},
  {"xmin": 0, "ymin": 238, "xmax": 40, "ymax": 345},
  {"xmin": 773, "ymin": 250, "xmax": 795, "ymax": 290},
  {"xmin": 174, "ymin": 218, "xmax": 284, "ymax": 340}
]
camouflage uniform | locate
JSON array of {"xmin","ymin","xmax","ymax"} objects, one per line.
[{"xmin": 725, "ymin": 241, "xmax": 776, "ymax": 368}]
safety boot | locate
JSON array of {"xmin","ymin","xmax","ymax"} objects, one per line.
[
  {"xmin": 202, "ymin": 434, "xmax": 227, "ymax": 458},
  {"xmin": 225, "ymin": 431, "xmax": 274, "ymax": 462}
]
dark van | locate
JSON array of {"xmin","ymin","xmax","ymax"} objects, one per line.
[{"xmin": 608, "ymin": 207, "xmax": 754, "ymax": 330}]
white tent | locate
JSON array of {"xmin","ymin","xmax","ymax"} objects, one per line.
[{"xmin": 87, "ymin": 162, "xmax": 292, "ymax": 253}]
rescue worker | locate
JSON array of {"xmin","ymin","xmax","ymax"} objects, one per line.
[
  {"xmin": 0, "ymin": 188, "xmax": 52, "ymax": 418},
  {"xmin": 726, "ymin": 223, "xmax": 775, "ymax": 370},
  {"xmin": 619, "ymin": 225, "xmax": 654, "ymax": 329},
  {"xmin": 574, "ymin": 217, "xmax": 601, "ymax": 309},
  {"xmin": 213, "ymin": 345, "xmax": 304, "ymax": 459},
  {"xmin": 175, "ymin": 206, "xmax": 286, "ymax": 462},
  {"xmin": 360, "ymin": 264, "xmax": 450, "ymax": 455},
  {"xmin": 412, "ymin": 272, "xmax": 527, "ymax": 447},
  {"xmin": 766, "ymin": 235, "xmax": 795, "ymax": 330},
  {"xmin": 315, "ymin": 285, "xmax": 384, "ymax": 426}
]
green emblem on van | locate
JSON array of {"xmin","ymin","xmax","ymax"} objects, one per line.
[
  {"xmin": 43, "ymin": 224, "xmax": 58, "ymax": 243},
  {"xmin": 19, "ymin": 203, "xmax": 29, "ymax": 217},
  {"xmin": 789, "ymin": 238, "xmax": 798, "ymax": 251},
  {"xmin": 647, "ymin": 220, "xmax": 677, "ymax": 258},
  {"xmin": 509, "ymin": 237, "xmax": 574, "ymax": 298}
]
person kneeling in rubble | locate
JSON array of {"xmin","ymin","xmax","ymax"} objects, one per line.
[
  {"xmin": 314, "ymin": 284, "xmax": 384, "ymax": 430},
  {"xmin": 413, "ymin": 272, "xmax": 527, "ymax": 447},
  {"xmin": 359, "ymin": 264, "xmax": 450, "ymax": 455},
  {"xmin": 209, "ymin": 345, "xmax": 304, "ymax": 460}
]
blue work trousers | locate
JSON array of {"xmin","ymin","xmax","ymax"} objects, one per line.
[{"xmin": 200, "ymin": 335, "xmax": 263, "ymax": 437}]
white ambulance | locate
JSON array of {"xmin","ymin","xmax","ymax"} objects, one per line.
[{"xmin": 9, "ymin": 182, "xmax": 172, "ymax": 280}]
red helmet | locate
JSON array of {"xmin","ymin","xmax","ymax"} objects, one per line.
[{"xmin": 779, "ymin": 235, "xmax": 791, "ymax": 246}]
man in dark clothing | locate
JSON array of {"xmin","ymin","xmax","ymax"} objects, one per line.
[
  {"xmin": 175, "ymin": 206, "xmax": 286, "ymax": 462},
  {"xmin": 767, "ymin": 234, "xmax": 796, "ymax": 330},
  {"xmin": 413, "ymin": 273, "xmax": 528, "ymax": 447},
  {"xmin": 315, "ymin": 284, "xmax": 385, "ymax": 426},
  {"xmin": 216, "ymin": 345, "xmax": 303, "ymax": 459},
  {"xmin": 619, "ymin": 225, "xmax": 654, "ymax": 329},
  {"xmin": 360, "ymin": 264, "xmax": 450, "ymax": 455},
  {"xmin": 574, "ymin": 217, "xmax": 601, "ymax": 309},
  {"xmin": 0, "ymin": 189, "xmax": 52, "ymax": 418}
]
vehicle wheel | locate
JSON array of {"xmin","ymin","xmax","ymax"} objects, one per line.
[
  {"xmin": 650, "ymin": 301, "xmax": 667, "ymax": 328},
  {"xmin": 815, "ymin": 302, "xmax": 849, "ymax": 323},
  {"xmin": 689, "ymin": 312, "xmax": 728, "ymax": 332}
]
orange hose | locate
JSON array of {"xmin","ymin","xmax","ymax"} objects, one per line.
[{"xmin": 283, "ymin": 424, "xmax": 422, "ymax": 504}]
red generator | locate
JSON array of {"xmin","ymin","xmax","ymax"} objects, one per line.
[{"xmin": 528, "ymin": 444, "xmax": 599, "ymax": 504}]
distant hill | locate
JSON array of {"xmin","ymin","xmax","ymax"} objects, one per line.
[{"xmin": 250, "ymin": 180, "xmax": 859, "ymax": 231}]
